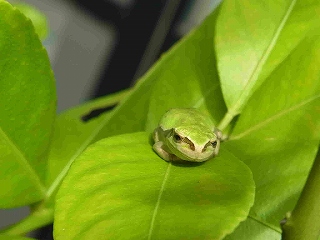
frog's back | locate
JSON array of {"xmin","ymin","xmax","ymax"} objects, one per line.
[{"xmin": 160, "ymin": 108, "xmax": 214, "ymax": 130}]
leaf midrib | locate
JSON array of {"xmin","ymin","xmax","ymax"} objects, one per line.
[
  {"xmin": 229, "ymin": 0, "xmax": 297, "ymax": 115},
  {"xmin": 0, "ymin": 126, "xmax": 45, "ymax": 194},
  {"xmin": 147, "ymin": 163, "xmax": 172, "ymax": 239}
]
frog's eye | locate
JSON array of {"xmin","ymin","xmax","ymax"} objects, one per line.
[
  {"xmin": 211, "ymin": 140, "xmax": 218, "ymax": 148},
  {"xmin": 202, "ymin": 140, "xmax": 218, "ymax": 152},
  {"xmin": 173, "ymin": 133, "xmax": 183, "ymax": 142}
]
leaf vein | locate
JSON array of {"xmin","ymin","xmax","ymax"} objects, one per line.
[
  {"xmin": 0, "ymin": 127, "xmax": 45, "ymax": 193},
  {"xmin": 230, "ymin": 0, "xmax": 297, "ymax": 114},
  {"xmin": 147, "ymin": 163, "xmax": 171, "ymax": 240},
  {"xmin": 248, "ymin": 215, "xmax": 282, "ymax": 233},
  {"xmin": 231, "ymin": 94, "xmax": 320, "ymax": 140}
]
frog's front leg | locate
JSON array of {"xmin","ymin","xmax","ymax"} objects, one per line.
[
  {"xmin": 153, "ymin": 141, "xmax": 173, "ymax": 161},
  {"xmin": 153, "ymin": 129, "xmax": 180, "ymax": 161},
  {"xmin": 153, "ymin": 142, "xmax": 181, "ymax": 161},
  {"xmin": 214, "ymin": 127, "xmax": 228, "ymax": 142}
]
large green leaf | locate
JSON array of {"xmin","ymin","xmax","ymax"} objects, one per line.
[
  {"xmin": 224, "ymin": 29, "xmax": 320, "ymax": 237},
  {"xmin": 0, "ymin": 0, "xmax": 56, "ymax": 207},
  {"xmin": 215, "ymin": 0, "xmax": 320, "ymax": 117},
  {"xmin": 54, "ymin": 132, "xmax": 254, "ymax": 240}
]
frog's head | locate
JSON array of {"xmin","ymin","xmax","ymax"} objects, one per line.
[{"xmin": 166, "ymin": 125, "xmax": 220, "ymax": 162}]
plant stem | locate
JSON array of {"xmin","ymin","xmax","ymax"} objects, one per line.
[
  {"xmin": 281, "ymin": 149, "xmax": 320, "ymax": 240},
  {"xmin": 218, "ymin": 110, "xmax": 235, "ymax": 131},
  {"xmin": 0, "ymin": 206, "xmax": 53, "ymax": 236}
]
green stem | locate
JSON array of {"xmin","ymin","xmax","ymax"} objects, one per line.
[
  {"xmin": 0, "ymin": 205, "xmax": 53, "ymax": 236},
  {"xmin": 281, "ymin": 149, "xmax": 320, "ymax": 240},
  {"xmin": 218, "ymin": 110, "xmax": 236, "ymax": 131}
]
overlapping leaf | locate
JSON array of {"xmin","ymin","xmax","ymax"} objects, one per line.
[
  {"xmin": 215, "ymin": 0, "xmax": 320, "ymax": 116},
  {"xmin": 224, "ymin": 27, "xmax": 320, "ymax": 240},
  {"xmin": 214, "ymin": 1, "xmax": 320, "ymax": 237}
]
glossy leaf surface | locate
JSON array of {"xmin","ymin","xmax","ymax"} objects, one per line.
[
  {"xmin": 54, "ymin": 132, "xmax": 254, "ymax": 240},
  {"xmin": 216, "ymin": 0, "xmax": 320, "ymax": 115},
  {"xmin": 0, "ymin": 0, "xmax": 56, "ymax": 208}
]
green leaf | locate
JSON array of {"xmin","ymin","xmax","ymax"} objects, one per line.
[
  {"xmin": 215, "ymin": 0, "xmax": 320, "ymax": 118},
  {"xmin": 225, "ymin": 29, "xmax": 320, "ymax": 233},
  {"xmin": 214, "ymin": 1, "xmax": 320, "ymax": 237},
  {"xmin": 0, "ymin": 1, "xmax": 56, "ymax": 207},
  {"xmin": 54, "ymin": 132, "xmax": 254, "ymax": 240},
  {"xmin": 13, "ymin": 2, "xmax": 48, "ymax": 40},
  {"xmin": 145, "ymin": 10, "xmax": 226, "ymax": 132},
  {"xmin": 281, "ymin": 146, "xmax": 320, "ymax": 239}
]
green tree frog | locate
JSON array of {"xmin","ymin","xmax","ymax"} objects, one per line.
[{"xmin": 153, "ymin": 108, "xmax": 222, "ymax": 162}]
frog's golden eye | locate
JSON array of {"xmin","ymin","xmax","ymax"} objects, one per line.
[
  {"xmin": 173, "ymin": 133, "xmax": 183, "ymax": 143},
  {"xmin": 211, "ymin": 140, "xmax": 218, "ymax": 148},
  {"xmin": 202, "ymin": 140, "xmax": 218, "ymax": 152}
]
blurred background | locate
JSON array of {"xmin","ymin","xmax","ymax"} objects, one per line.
[{"xmin": 1, "ymin": 0, "xmax": 220, "ymax": 239}]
